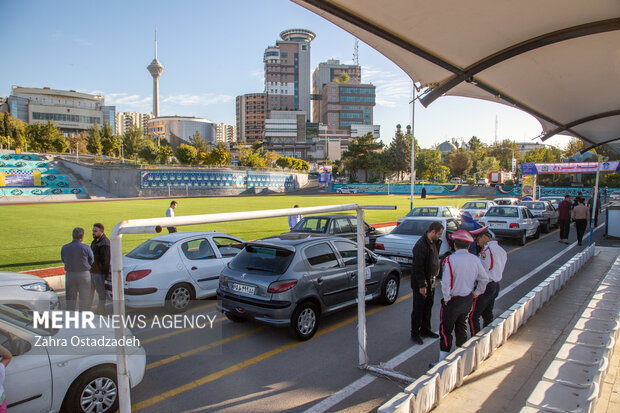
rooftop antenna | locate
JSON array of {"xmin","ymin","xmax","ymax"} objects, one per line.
[
  {"xmin": 494, "ymin": 115, "xmax": 498, "ymax": 143},
  {"xmin": 154, "ymin": 29, "xmax": 157, "ymax": 59},
  {"xmin": 353, "ymin": 38, "xmax": 359, "ymax": 66}
]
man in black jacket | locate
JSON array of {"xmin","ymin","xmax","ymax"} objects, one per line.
[
  {"xmin": 91, "ymin": 223, "xmax": 111, "ymax": 314},
  {"xmin": 411, "ymin": 221, "xmax": 444, "ymax": 344}
]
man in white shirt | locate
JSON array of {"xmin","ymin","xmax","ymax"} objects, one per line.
[
  {"xmin": 468, "ymin": 226, "xmax": 508, "ymax": 334},
  {"xmin": 439, "ymin": 230, "xmax": 490, "ymax": 361},
  {"xmin": 288, "ymin": 205, "xmax": 302, "ymax": 230},
  {"xmin": 166, "ymin": 200, "xmax": 178, "ymax": 233}
]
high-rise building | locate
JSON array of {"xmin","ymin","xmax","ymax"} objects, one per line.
[
  {"xmin": 6, "ymin": 86, "xmax": 115, "ymax": 135},
  {"xmin": 263, "ymin": 29, "xmax": 315, "ymax": 118},
  {"xmin": 317, "ymin": 82, "xmax": 376, "ymax": 130},
  {"xmin": 236, "ymin": 93, "xmax": 266, "ymax": 145},
  {"xmin": 115, "ymin": 112, "xmax": 153, "ymax": 135},
  {"xmin": 215, "ymin": 123, "xmax": 236, "ymax": 145},
  {"xmin": 312, "ymin": 59, "xmax": 361, "ymax": 122},
  {"xmin": 146, "ymin": 31, "xmax": 164, "ymax": 117}
]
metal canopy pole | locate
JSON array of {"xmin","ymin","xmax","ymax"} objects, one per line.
[
  {"xmin": 356, "ymin": 208, "xmax": 367, "ymax": 366},
  {"xmin": 410, "ymin": 84, "xmax": 416, "ymax": 212},
  {"xmin": 589, "ymin": 157, "xmax": 601, "ymax": 244}
]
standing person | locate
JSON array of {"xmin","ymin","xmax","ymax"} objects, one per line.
[
  {"xmin": 288, "ymin": 205, "xmax": 302, "ymax": 230},
  {"xmin": 468, "ymin": 226, "xmax": 507, "ymax": 335},
  {"xmin": 410, "ymin": 221, "xmax": 444, "ymax": 344},
  {"xmin": 557, "ymin": 195, "xmax": 572, "ymax": 244},
  {"xmin": 573, "ymin": 191, "xmax": 585, "ymax": 207},
  {"xmin": 603, "ymin": 186, "xmax": 608, "ymax": 204},
  {"xmin": 0, "ymin": 344, "xmax": 12, "ymax": 413},
  {"xmin": 90, "ymin": 223, "xmax": 110, "ymax": 314},
  {"xmin": 166, "ymin": 200, "xmax": 178, "ymax": 233},
  {"xmin": 61, "ymin": 227, "xmax": 94, "ymax": 311},
  {"xmin": 439, "ymin": 230, "xmax": 489, "ymax": 362},
  {"xmin": 572, "ymin": 199, "xmax": 590, "ymax": 246}
]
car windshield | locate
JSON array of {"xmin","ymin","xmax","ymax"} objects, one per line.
[
  {"xmin": 291, "ymin": 217, "xmax": 329, "ymax": 233},
  {"xmin": 462, "ymin": 202, "xmax": 487, "ymax": 209},
  {"xmin": 495, "ymin": 199, "xmax": 514, "ymax": 205},
  {"xmin": 486, "ymin": 207, "xmax": 519, "ymax": 218},
  {"xmin": 392, "ymin": 220, "xmax": 432, "ymax": 236},
  {"xmin": 407, "ymin": 207, "xmax": 439, "ymax": 217},
  {"xmin": 519, "ymin": 202, "xmax": 545, "ymax": 210},
  {"xmin": 0, "ymin": 305, "xmax": 53, "ymax": 336},
  {"xmin": 229, "ymin": 245, "xmax": 294, "ymax": 275},
  {"xmin": 126, "ymin": 240, "xmax": 172, "ymax": 260}
]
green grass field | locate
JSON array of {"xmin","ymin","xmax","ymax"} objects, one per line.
[{"xmin": 0, "ymin": 194, "xmax": 484, "ymax": 272}]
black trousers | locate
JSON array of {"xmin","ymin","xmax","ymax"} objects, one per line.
[
  {"xmin": 558, "ymin": 219, "xmax": 570, "ymax": 240},
  {"xmin": 411, "ymin": 285, "xmax": 434, "ymax": 335},
  {"xmin": 575, "ymin": 219, "xmax": 587, "ymax": 245},
  {"xmin": 439, "ymin": 294, "xmax": 473, "ymax": 352},
  {"xmin": 469, "ymin": 281, "xmax": 500, "ymax": 335}
]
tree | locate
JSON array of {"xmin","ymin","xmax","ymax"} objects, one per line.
[
  {"xmin": 122, "ymin": 126, "xmax": 143, "ymax": 158},
  {"xmin": 415, "ymin": 149, "xmax": 441, "ymax": 180},
  {"xmin": 189, "ymin": 131, "xmax": 209, "ymax": 153},
  {"xmin": 86, "ymin": 121, "xmax": 102, "ymax": 154},
  {"xmin": 0, "ymin": 113, "xmax": 26, "ymax": 149},
  {"xmin": 207, "ymin": 143, "xmax": 232, "ymax": 166},
  {"xmin": 488, "ymin": 139, "xmax": 520, "ymax": 170},
  {"xmin": 100, "ymin": 123, "xmax": 119, "ymax": 156},
  {"xmin": 66, "ymin": 131, "xmax": 88, "ymax": 155},
  {"xmin": 239, "ymin": 147, "xmax": 268, "ymax": 168},
  {"xmin": 158, "ymin": 145, "xmax": 174, "ymax": 164},
  {"xmin": 176, "ymin": 144, "xmax": 198, "ymax": 165},
  {"xmin": 563, "ymin": 138, "xmax": 585, "ymax": 158},
  {"xmin": 525, "ymin": 146, "xmax": 563, "ymax": 163},
  {"xmin": 341, "ymin": 132, "xmax": 383, "ymax": 181},
  {"xmin": 447, "ymin": 149, "xmax": 472, "ymax": 178},
  {"xmin": 26, "ymin": 121, "xmax": 64, "ymax": 152},
  {"xmin": 138, "ymin": 139, "xmax": 159, "ymax": 163},
  {"xmin": 476, "ymin": 156, "xmax": 501, "ymax": 177},
  {"xmin": 386, "ymin": 128, "xmax": 411, "ymax": 180}
]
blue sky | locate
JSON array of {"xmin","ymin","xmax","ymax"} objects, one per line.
[{"xmin": 0, "ymin": 0, "xmax": 570, "ymax": 149}]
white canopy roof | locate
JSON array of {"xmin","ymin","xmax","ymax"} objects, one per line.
[{"xmin": 293, "ymin": 0, "xmax": 620, "ymax": 151}]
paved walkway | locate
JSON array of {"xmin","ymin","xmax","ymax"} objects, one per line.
[{"xmin": 434, "ymin": 246, "xmax": 620, "ymax": 412}]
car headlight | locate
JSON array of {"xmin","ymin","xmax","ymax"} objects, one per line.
[{"xmin": 22, "ymin": 282, "xmax": 51, "ymax": 292}]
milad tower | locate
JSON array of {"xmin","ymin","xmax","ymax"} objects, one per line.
[{"xmin": 147, "ymin": 31, "xmax": 164, "ymax": 117}]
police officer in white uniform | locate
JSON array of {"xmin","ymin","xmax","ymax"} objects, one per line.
[
  {"xmin": 468, "ymin": 225, "xmax": 507, "ymax": 334},
  {"xmin": 439, "ymin": 230, "xmax": 490, "ymax": 361}
]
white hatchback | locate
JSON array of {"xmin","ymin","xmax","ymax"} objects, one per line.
[
  {"xmin": 397, "ymin": 205, "xmax": 461, "ymax": 224},
  {"xmin": 106, "ymin": 231, "xmax": 245, "ymax": 312},
  {"xmin": 460, "ymin": 200, "xmax": 496, "ymax": 220},
  {"xmin": 479, "ymin": 205, "xmax": 540, "ymax": 245}
]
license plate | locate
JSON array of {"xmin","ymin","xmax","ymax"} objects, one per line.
[
  {"xmin": 489, "ymin": 222, "xmax": 507, "ymax": 229},
  {"xmin": 392, "ymin": 256, "xmax": 412, "ymax": 264},
  {"xmin": 231, "ymin": 283, "xmax": 256, "ymax": 295}
]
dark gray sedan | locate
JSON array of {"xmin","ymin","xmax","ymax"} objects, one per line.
[{"xmin": 216, "ymin": 236, "xmax": 401, "ymax": 340}]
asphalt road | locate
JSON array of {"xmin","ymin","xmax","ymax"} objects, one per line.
[{"xmin": 120, "ymin": 218, "xmax": 607, "ymax": 413}]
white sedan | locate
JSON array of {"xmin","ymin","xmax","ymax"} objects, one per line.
[
  {"xmin": 479, "ymin": 205, "xmax": 540, "ymax": 245},
  {"xmin": 106, "ymin": 231, "xmax": 245, "ymax": 312},
  {"xmin": 397, "ymin": 205, "xmax": 461, "ymax": 224},
  {"xmin": 374, "ymin": 216, "xmax": 460, "ymax": 266},
  {"xmin": 336, "ymin": 186, "xmax": 359, "ymax": 194},
  {"xmin": 0, "ymin": 271, "xmax": 59, "ymax": 314},
  {"xmin": 460, "ymin": 200, "xmax": 496, "ymax": 220},
  {"xmin": 0, "ymin": 305, "xmax": 146, "ymax": 413}
]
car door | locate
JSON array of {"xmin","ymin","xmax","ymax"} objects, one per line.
[
  {"xmin": 178, "ymin": 237, "xmax": 224, "ymax": 294},
  {"xmin": 522, "ymin": 208, "xmax": 537, "ymax": 236},
  {"xmin": 332, "ymin": 240, "xmax": 380, "ymax": 296},
  {"xmin": 331, "ymin": 217, "xmax": 354, "ymax": 240},
  {"xmin": 303, "ymin": 242, "xmax": 350, "ymax": 307},
  {"xmin": 1, "ymin": 327, "xmax": 52, "ymax": 413}
]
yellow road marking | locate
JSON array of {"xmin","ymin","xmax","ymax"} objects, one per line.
[
  {"xmin": 141, "ymin": 315, "xmax": 224, "ymax": 345},
  {"xmin": 146, "ymin": 327, "xmax": 265, "ymax": 370},
  {"xmin": 137, "ymin": 301, "xmax": 217, "ymax": 328},
  {"xmin": 506, "ymin": 227, "xmax": 558, "ymax": 255},
  {"xmin": 132, "ymin": 292, "xmax": 413, "ymax": 411}
]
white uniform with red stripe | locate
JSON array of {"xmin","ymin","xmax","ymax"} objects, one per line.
[
  {"xmin": 441, "ymin": 249, "xmax": 490, "ymax": 301},
  {"xmin": 479, "ymin": 240, "xmax": 507, "ymax": 283}
]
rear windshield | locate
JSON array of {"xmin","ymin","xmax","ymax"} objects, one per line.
[
  {"xmin": 462, "ymin": 202, "xmax": 487, "ymax": 209},
  {"xmin": 126, "ymin": 240, "xmax": 172, "ymax": 260},
  {"xmin": 292, "ymin": 217, "xmax": 329, "ymax": 233},
  {"xmin": 486, "ymin": 207, "xmax": 519, "ymax": 218},
  {"xmin": 392, "ymin": 220, "xmax": 431, "ymax": 236},
  {"xmin": 519, "ymin": 202, "xmax": 545, "ymax": 209},
  {"xmin": 495, "ymin": 199, "xmax": 515, "ymax": 205},
  {"xmin": 229, "ymin": 245, "xmax": 294, "ymax": 275},
  {"xmin": 408, "ymin": 207, "xmax": 439, "ymax": 217}
]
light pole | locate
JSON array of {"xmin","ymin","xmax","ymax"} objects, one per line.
[{"xmin": 410, "ymin": 84, "xmax": 416, "ymax": 212}]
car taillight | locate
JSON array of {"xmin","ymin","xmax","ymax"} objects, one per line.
[
  {"xmin": 268, "ymin": 280, "xmax": 298, "ymax": 293},
  {"xmin": 509, "ymin": 223, "xmax": 520, "ymax": 228},
  {"xmin": 126, "ymin": 269, "xmax": 151, "ymax": 281},
  {"xmin": 375, "ymin": 243, "xmax": 385, "ymax": 250},
  {"xmin": 478, "ymin": 221, "xmax": 485, "ymax": 226}
]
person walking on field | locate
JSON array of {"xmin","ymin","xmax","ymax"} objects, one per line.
[
  {"xmin": 439, "ymin": 230, "xmax": 489, "ymax": 362},
  {"xmin": 61, "ymin": 227, "xmax": 94, "ymax": 311},
  {"xmin": 468, "ymin": 226, "xmax": 507, "ymax": 335},
  {"xmin": 410, "ymin": 221, "xmax": 444, "ymax": 345},
  {"xmin": 90, "ymin": 223, "xmax": 110, "ymax": 314},
  {"xmin": 166, "ymin": 200, "xmax": 178, "ymax": 233},
  {"xmin": 288, "ymin": 205, "xmax": 303, "ymax": 230},
  {"xmin": 572, "ymin": 199, "xmax": 590, "ymax": 246},
  {"xmin": 557, "ymin": 195, "xmax": 572, "ymax": 244}
]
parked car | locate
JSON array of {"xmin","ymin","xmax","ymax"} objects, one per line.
[
  {"xmin": 477, "ymin": 178, "xmax": 490, "ymax": 186},
  {"xmin": 0, "ymin": 304, "xmax": 146, "ymax": 413},
  {"xmin": 374, "ymin": 216, "xmax": 460, "ymax": 267},
  {"xmin": 336, "ymin": 186, "xmax": 359, "ymax": 194},
  {"xmin": 0, "ymin": 272, "xmax": 59, "ymax": 314},
  {"xmin": 449, "ymin": 177, "xmax": 462, "ymax": 184},
  {"xmin": 397, "ymin": 205, "xmax": 461, "ymax": 224},
  {"xmin": 106, "ymin": 231, "xmax": 245, "ymax": 312},
  {"xmin": 217, "ymin": 237, "xmax": 401, "ymax": 340},
  {"xmin": 478, "ymin": 205, "xmax": 540, "ymax": 245},
  {"xmin": 460, "ymin": 200, "xmax": 496, "ymax": 219},
  {"xmin": 540, "ymin": 196, "xmax": 564, "ymax": 209},
  {"xmin": 518, "ymin": 200, "xmax": 559, "ymax": 232},
  {"xmin": 280, "ymin": 214, "xmax": 379, "ymax": 249},
  {"xmin": 494, "ymin": 197, "xmax": 520, "ymax": 206}
]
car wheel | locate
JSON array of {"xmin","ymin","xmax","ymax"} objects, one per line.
[
  {"xmin": 534, "ymin": 226, "xmax": 541, "ymax": 239},
  {"xmin": 165, "ymin": 283, "xmax": 194, "ymax": 313},
  {"xmin": 225, "ymin": 312, "xmax": 247, "ymax": 323},
  {"xmin": 380, "ymin": 273, "xmax": 400, "ymax": 305},
  {"xmin": 542, "ymin": 220, "xmax": 550, "ymax": 233},
  {"xmin": 290, "ymin": 301, "xmax": 319, "ymax": 341},
  {"xmin": 61, "ymin": 365, "xmax": 118, "ymax": 413},
  {"xmin": 518, "ymin": 231, "xmax": 527, "ymax": 246}
]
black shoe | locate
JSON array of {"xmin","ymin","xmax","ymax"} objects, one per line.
[
  {"xmin": 420, "ymin": 330, "xmax": 439, "ymax": 338},
  {"xmin": 411, "ymin": 334, "xmax": 423, "ymax": 345}
]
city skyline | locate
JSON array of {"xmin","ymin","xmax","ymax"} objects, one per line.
[{"xmin": 0, "ymin": 0, "xmax": 571, "ymax": 149}]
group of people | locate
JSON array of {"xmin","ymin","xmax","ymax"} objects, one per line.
[
  {"xmin": 556, "ymin": 191, "xmax": 601, "ymax": 246},
  {"xmin": 60, "ymin": 223, "xmax": 111, "ymax": 313},
  {"xmin": 410, "ymin": 221, "xmax": 507, "ymax": 363}
]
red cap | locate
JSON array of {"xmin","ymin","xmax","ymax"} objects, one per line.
[
  {"xmin": 450, "ymin": 229, "xmax": 474, "ymax": 242},
  {"xmin": 470, "ymin": 225, "xmax": 490, "ymax": 236}
]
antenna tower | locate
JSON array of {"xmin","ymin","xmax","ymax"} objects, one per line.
[
  {"xmin": 494, "ymin": 115, "xmax": 498, "ymax": 143},
  {"xmin": 353, "ymin": 39, "xmax": 359, "ymax": 66}
]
